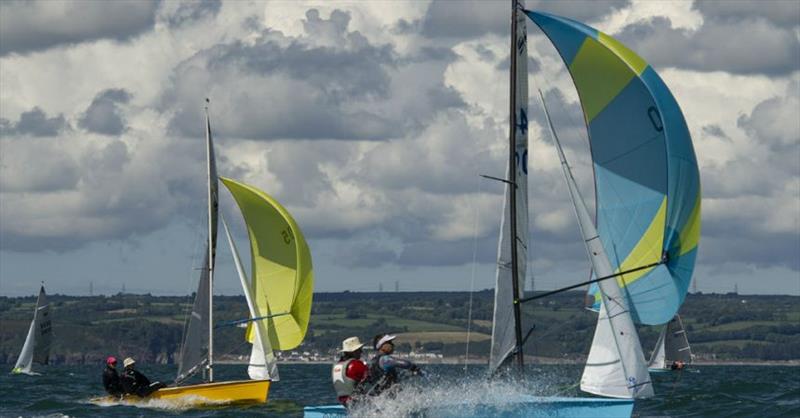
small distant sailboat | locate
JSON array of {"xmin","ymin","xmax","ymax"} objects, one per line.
[
  {"xmin": 648, "ymin": 315, "xmax": 693, "ymax": 372},
  {"xmin": 100, "ymin": 102, "xmax": 313, "ymax": 406},
  {"xmin": 11, "ymin": 285, "xmax": 52, "ymax": 375}
]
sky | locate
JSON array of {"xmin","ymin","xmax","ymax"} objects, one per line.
[{"xmin": 0, "ymin": 0, "xmax": 798, "ymax": 297}]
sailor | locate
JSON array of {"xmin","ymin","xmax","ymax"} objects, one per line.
[
  {"xmin": 332, "ymin": 336, "xmax": 369, "ymax": 408},
  {"xmin": 366, "ymin": 334, "xmax": 421, "ymax": 396},
  {"xmin": 102, "ymin": 356, "xmax": 123, "ymax": 397},
  {"xmin": 120, "ymin": 357, "xmax": 166, "ymax": 397},
  {"xmin": 671, "ymin": 360, "xmax": 686, "ymax": 370}
]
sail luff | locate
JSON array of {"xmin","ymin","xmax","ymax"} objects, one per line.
[
  {"xmin": 489, "ymin": 0, "xmax": 529, "ymax": 374},
  {"xmin": 542, "ymin": 93, "xmax": 652, "ymax": 398},
  {"xmin": 222, "ymin": 216, "xmax": 279, "ymax": 381}
]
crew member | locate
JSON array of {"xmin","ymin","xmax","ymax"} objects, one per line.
[
  {"xmin": 102, "ymin": 356, "xmax": 123, "ymax": 397},
  {"xmin": 332, "ymin": 336, "xmax": 369, "ymax": 408},
  {"xmin": 366, "ymin": 334, "xmax": 421, "ymax": 396},
  {"xmin": 120, "ymin": 357, "xmax": 166, "ymax": 397}
]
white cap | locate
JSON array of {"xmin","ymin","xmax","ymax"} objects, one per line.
[
  {"xmin": 123, "ymin": 357, "xmax": 136, "ymax": 368},
  {"xmin": 375, "ymin": 334, "xmax": 396, "ymax": 349},
  {"xmin": 341, "ymin": 336, "xmax": 364, "ymax": 353}
]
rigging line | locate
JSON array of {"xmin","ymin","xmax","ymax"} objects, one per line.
[
  {"xmin": 464, "ymin": 174, "xmax": 484, "ymax": 373},
  {"xmin": 516, "ymin": 258, "xmax": 665, "ymax": 304},
  {"xmin": 214, "ymin": 311, "xmax": 290, "ymax": 329}
]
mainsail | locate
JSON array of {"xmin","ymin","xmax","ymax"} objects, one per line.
[
  {"xmin": 525, "ymin": 11, "xmax": 701, "ymax": 326},
  {"xmin": 542, "ymin": 95, "xmax": 652, "ymax": 399},
  {"xmin": 648, "ymin": 315, "xmax": 692, "ymax": 369},
  {"xmin": 13, "ymin": 285, "xmax": 52, "ymax": 374},
  {"xmin": 176, "ymin": 104, "xmax": 219, "ymax": 383},
  {"xmin": 490, "ymin": 0, "xmax": 529, "ymax": 374},
  {"xmin": 220, "ymin": 177, "xmax": 314, "ymax": 351},
  {"xmin": 222, "ymin": 216, "xmax": 279, "ymax": 381}
]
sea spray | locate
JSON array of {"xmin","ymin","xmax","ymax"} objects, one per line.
[{"xmin": 348, "ymin": 369, "xmax": 565, "ymax": 418}]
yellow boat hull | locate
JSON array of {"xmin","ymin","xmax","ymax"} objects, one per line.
[{"xmin": 151, "ymin": 379, "xmax": 271, "ymax": 405}]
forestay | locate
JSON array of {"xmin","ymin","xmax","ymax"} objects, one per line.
[
  {"xmin": 490, "ymin": 0, "xmax": 529, "ymax": 374},
  {"xmin": 220, "ymin": 177, "xmax": 314, "ymax": 351},
  {"xmin": 525, "ymin": 11, "xmax": 701, "ymax": 326}
]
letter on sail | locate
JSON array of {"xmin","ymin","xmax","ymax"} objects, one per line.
[
  {"xmin": 526, "ymin": 11, "xmax": 701, "ymax": 326},
  {"xmin": 490, "ymin": 0, "xmax": 529, "ymax": 374}
]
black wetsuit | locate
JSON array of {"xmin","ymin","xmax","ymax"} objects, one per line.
[
  {"xmin": 121, "ymin": 367, "xmax": 164, "ymax": 397},
  {"xmin": 366, "ymin": 353, "xmax": 418, "ymax": 396},
  {"xmin": 102, "ymin": 366, "xmax": 122, "ymax": 396}
]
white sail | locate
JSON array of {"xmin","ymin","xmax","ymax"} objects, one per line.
[
  {"xmin": 222, "ymin": 216, "xmax": 279, "ymax": 381},
  {"xmin": 647, "ymin": 327, "xmax": 667, "ymax": 369},
  {"xmin": 649, "ymin": 315, "xmax": 692, "ymax": 369},
  {"xmin": 541, "ymin": 94, "xmax": 652, "ymax": 398},
  {"xmin": 13, "ymin": 285, "xmax": 51, "ymax": 375},
  {"xmin": 490, "ymin": 0, "xmax": 529, "ymax": 374}
]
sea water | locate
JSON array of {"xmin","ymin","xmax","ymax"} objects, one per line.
[{"xmin": 0, "ymin": 363, "xmax": 797, "ymax": 417}]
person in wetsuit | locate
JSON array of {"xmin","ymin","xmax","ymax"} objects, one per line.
[
  {"xmin": 120, "ymin": 357, "xmax": 166, "ymax": 397},
  {"xmin": 366, "ymin": 334, "xmax": 421, "ymax": 396},
  {"xmin": 102, "ymin": 356, "xmax": 123, "ymax": 397}
]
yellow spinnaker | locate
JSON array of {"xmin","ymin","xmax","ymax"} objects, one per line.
[{"xmin": 221, "ymin": 177, "xmax": 313, "ymax": 351}]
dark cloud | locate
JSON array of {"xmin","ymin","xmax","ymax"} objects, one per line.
[
  {"xmin": 693, "ymin": 0, "xmax": 800, "ymax": 28},
  {"xmin": 0, "ymin": 0, "xmax": 159, "ymax": 56},
  {"xmin": 0, "ymin": 107, "xmax": 67, "ymax": 136},
  {"xmin": 701, "ymin": 124, "xmax": 731, "ymax": 141},
  {"xmin": 420, "ymin": 0, "xmax": 630, "ymax": 39},
  {"xmin": 79, "ymin": 88, "xmax": 132, "ymax": 136},
  {"xmin": 166, "ymin": 0, "xmax": 221, "ymax": 28},
  {"xmin": 615, "ymin": 14, "xmax": 799, "ymax": 75}
]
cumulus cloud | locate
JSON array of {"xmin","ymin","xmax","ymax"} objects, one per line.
[
  {"xmin": 78, "ymin": 89, "xmax": 132, "ymax": 135},
  {"xmin": 165, "ymin": 0, "xmax": 221, "ymax": 28},
  {"xmin": 0, "ymin": 0, "xmax": 159, "ymax": 56}
]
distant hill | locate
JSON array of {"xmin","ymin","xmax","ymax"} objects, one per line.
[{"xmin": 0, "ymin": 291, "xmax": 797, "ymax": 365}]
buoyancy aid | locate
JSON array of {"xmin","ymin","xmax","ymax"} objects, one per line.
[{"xmin": 332, "ymin": 359, "xmax": 357, "ymax": 397}]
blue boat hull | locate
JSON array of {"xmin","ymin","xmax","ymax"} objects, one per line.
[{"xmin": 304, "ymin": 397, "xmax": 634, "ymax": 417}]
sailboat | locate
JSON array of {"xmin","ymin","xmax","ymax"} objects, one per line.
[
  {"xmin": 306, "ymin": 1, "xmax": 699, "ymax": 416},
  {"xmin": 648, "ymin": 315, "xmax": 693, "ymax": 372},
  {"xmin": 99, "ymin": 102, "xmax": 314, "ymax": 406},
  {"xmin": 11, "ymin": 285, "xmax": 52, "ymax": 375}
]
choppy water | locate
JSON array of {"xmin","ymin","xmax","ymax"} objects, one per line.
[{"xmin": 0, "ymin": 363, "xmax": 797, "ymax": 417}]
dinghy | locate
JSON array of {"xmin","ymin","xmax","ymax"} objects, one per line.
[
  {"xmin": 11, "ymin": 285, "xmax": 52, "ymax": 375},
  {"xmin": 95, "ymin": 102, "xmax": 313, "ymax": 407},
  {"xmin": 648, "ymin": 315, "xmax": 693, "ymax": 372},
  {"xmin": 305, "ymin": 0, "xmax": 699, "ymax": 415}
]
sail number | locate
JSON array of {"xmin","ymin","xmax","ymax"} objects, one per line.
[
  {"xmin": 515, "ymin": 150, "xmax": 528, "ymax": 175},
  {"xmin": 281, "ymin": 227, "xmax": 293, "ymax": 245}
]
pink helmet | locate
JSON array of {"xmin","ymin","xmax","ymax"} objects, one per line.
[{"xmin": 106, "ymin": 356, "xmax": 117, "ymax": 366}]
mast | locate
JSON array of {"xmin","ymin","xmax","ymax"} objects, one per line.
[
  {"xmin": 508, "ymin": 0, "xmax": 524, "ymax": 369},
  {"xmin": 205, "ymin": 99, "xmax": 215, "ymax": 382}
]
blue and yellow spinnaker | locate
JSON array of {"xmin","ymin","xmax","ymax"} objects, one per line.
[{"xmin": 525, "ymin": 11, "xmax": 701, "ymax": 325}]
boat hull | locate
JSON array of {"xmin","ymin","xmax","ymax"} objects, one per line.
[
  {"xmin": 304, "ymin": 396, "xmax": 634, "ymax": 417},
  {"xmin": 91, "ymin": 379, "xmax": 271, "ymax": 407},
  {"xmin": 151, "ymin": 379, "xmax": 270, "ymax": 405}
]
